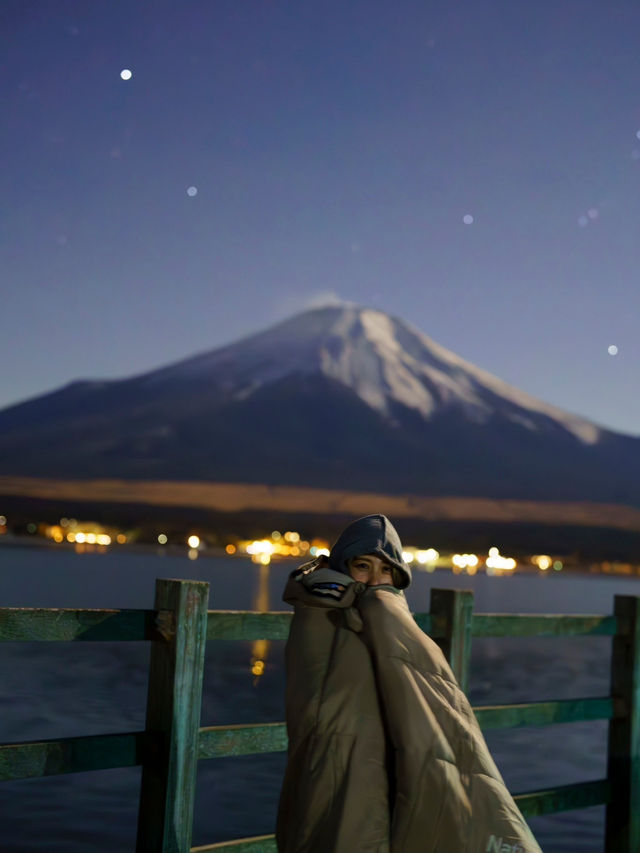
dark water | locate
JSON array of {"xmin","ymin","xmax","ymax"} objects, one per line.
[{"xmin": 1, "ymin": 544, "xmax": 637, "ymax": 852}]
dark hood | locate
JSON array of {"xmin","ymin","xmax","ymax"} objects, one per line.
[{"xmin": 328, "ymin": 513, "xmax": 411, "ymax": 589}]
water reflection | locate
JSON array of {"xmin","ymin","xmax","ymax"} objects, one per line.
[{"xmin": 250, "ymin": 562, "xmax": 270, "ymax": 686}]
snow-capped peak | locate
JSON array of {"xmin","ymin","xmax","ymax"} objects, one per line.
[
  {"xmin": 318, "ymin": 309, "xmax": 440, "ymax": 418},
  {"xmin": 141, "ymin": 303, "xmax": 602, "ymax": 445},
  {"xmin": 310, "ymin": 305, "xmax": 601, "ymax": 445}
]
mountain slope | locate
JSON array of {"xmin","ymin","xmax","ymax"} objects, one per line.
[{"xmin": 0, "ymin": 304, "xmax": 638, "ymax": 505}]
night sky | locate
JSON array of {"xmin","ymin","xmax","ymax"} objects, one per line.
[{"xmin": 3, "ymin": 0, "xmax": 640, "ymax": 436}]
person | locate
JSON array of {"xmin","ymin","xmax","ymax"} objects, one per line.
[{"xmin": 276, "ymin": 513, "xmax": 543, "ymax": 853}]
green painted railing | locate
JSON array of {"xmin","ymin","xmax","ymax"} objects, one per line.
[{"xmin": 1, "ymin": 581, "xmax": 638, "ymax": 852}]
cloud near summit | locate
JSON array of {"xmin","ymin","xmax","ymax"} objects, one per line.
[{"xmin": 273, "ymin": 290, "xmax": 352, "ymax": 321}]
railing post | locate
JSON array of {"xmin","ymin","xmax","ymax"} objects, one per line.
[
  {"xmin": 429, "ymin": 588, "xmax": 474, "ymax": 694},
  {"xmin": 136, "ymin": 578, "xmax": 210, "ymax": 853},
  {"xmin": 605, "ymin": 595, "xmax": 640, "ymax": 853}
]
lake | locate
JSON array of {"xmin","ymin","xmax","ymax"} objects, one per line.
[{"xmin": 1, "ymin": 543, "xmax": 638, "ymax": 852}]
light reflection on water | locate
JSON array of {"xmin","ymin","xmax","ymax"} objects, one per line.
[
  {"xmin": 1, "ymin": 544, "xmax": 636, "ymax": 851},
  {"xmin": 250, "ymin": 562, "xmax": 272, "ymax": 684}
]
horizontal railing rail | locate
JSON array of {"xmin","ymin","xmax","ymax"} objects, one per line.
[
  {"xmin": 0, "ymin": 607, "xmax": 618, "ymax": 643},
  {"xmin": 0, "ymin": 607, "xmax": 157, "ymax": 641},
  {"xmin": 206, "ymin": 611, "xmax": 292, "ymax": 641},
  {"xmin": 514, "ymin": 778, "xmax": 613, "ymax": 817},
  {"xmin": 470, "ymin": 612, "xmax": 618, "ymax": 637},
  {"xmin": 473, "ymin": 696, "xmax": 616, "ymax": 728},
  {"xmin": 0, "ymin": 731, "xmax": 147, "ymax": 780},
  {"xmin": 0, "ymin": 695, "xmax": 618, "ymax": 781}
]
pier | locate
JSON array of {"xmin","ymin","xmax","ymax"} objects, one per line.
[{"xmin": 1, "ymin": 579, "xmax": 638, "ymax": 851}]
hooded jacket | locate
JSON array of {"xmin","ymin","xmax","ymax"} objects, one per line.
[
  {"xmin": 276, "ymin": 515, "xmax": 542, "ymax": 853},
  {"xmin": 328, "ymin": 513, "xmax": 411, "ymax": 589}
]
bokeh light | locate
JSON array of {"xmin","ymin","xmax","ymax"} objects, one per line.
[
  {"xmin": 462, "ymin": 214, "xmax": 474, "ymax": 225},
  {"xmin": 120, "ymin": 69, "xmax": 132, "ymax": 80}
]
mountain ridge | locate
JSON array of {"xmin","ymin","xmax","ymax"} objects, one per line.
[{"xmin": 0, "ymin": 303, "xmax": 638, "ymax": 507}]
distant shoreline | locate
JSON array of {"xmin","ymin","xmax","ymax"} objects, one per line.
[
  {"xmin": 0, "ymin": 533, "xmax": 234, "ymax": 560},
  {"xmin": 2, "ymin": 533, "xmax": 637, "ymax": 578}
]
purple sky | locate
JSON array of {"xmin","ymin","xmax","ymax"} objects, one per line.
[{"xmin": 2, "ymin": 0, "xmax": 640, "ymax": 436}]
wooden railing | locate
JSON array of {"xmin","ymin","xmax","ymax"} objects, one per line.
[{"xmin": 1, "ymin": 580, "xmax": 638, "ymax": 852}]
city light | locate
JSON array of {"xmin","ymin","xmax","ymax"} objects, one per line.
[
  {"xmin": 43, "ymin": 520, "xmax": 114, "ymax": 548},
  {"xmin": 452, "ymin": 553, "xmax": 479, "ymax": 569},
  {"xmin": 5, "ymin": 510, "xmax": 639, "ymax": 578},
  {"xmin": 241, "ymin": 536, "xmax": 318, "ymax": 559},
  {"xmin": 416, "ymin": 549, "xmax": 439, "ymax": 564},
  {"xmin": 246, "ymin": 540, "xmax": 275, "ymax": 555},
  {"xmin": 485, "ymin": 548, "xmax": 517, "ymax": 570}
]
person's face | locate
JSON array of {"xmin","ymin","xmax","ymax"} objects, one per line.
[{"xmin": 349, "ymin": 554, "xmax": 394, "ymax": 586}]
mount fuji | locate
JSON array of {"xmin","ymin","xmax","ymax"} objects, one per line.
[{"xmin": 1, "ymin": 303, "xmax": 639, "ymax": 507}]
